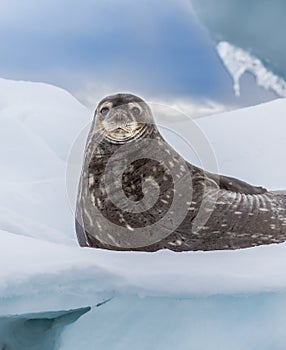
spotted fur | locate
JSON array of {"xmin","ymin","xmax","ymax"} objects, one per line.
[{"xmin": 76, "ymin": 94, "xmax": 286, "ymax": 251}]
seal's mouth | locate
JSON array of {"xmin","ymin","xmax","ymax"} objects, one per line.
[{"xmin": 105, "ymin": 124, "xmax": 146, "ymax": 143}]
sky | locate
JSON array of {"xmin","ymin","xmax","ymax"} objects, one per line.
[{"xmin": 0, "ymin": 0, "xmax": 278, "ymax": 112}]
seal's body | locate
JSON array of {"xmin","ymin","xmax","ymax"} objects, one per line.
[{"xmin": 76, "ymin": 94, "xmax": 286, "ymax": 251}]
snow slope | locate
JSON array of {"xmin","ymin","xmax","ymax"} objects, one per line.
[
  {"xmin": 196, "ymin": 98, "xmax": 286, "ymax": 190},
  {"xmin": 1, "ymin": 77, "xmax": 286, "ymax": 349},
  {"xmin": 0, "ymin": 78, "xmax": 90, "ymax": 244},
  {"xmin": 162, "ymin": 98, "xmax": 286, "ymax": 190}
]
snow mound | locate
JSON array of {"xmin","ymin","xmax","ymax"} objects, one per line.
[
  {"xmin": 0, "ymin": 78, "xmax": 90, "ymax": 160},
  {"xmin": 195, "ymin": 98, "xmax": 286, "ymax": 190},
  {"xmin": 0, "ymin": 78, "xmax": 90, "ymax": 243}
]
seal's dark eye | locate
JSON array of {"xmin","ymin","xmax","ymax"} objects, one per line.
[
  {"xmin": 131, "ymin": 106, "xmax": 141, "ymax": 116},
  {"xmin": 100, "ymin": 107, "xmax": 109, "ymax": 116}
]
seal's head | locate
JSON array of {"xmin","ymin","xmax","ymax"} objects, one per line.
[{"xmin": 95, "ymin": 93, "xmax": 154, "ymax": 143}]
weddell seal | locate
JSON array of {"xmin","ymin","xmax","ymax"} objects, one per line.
[{"xmin": 75, "ymin": 93, "xmax": 286, "ymax": 251}]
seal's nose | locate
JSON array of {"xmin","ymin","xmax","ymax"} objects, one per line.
[
  {"xmin": 109, "ymin": 109, "xmax": 123, "ymax": 125},
  {"xmin": 104, "ymin": 107, "xmax": 137, "ymax": 131}
]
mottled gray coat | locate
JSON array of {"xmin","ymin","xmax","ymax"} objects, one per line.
[{"xmin": 76, "ymin": 94, "xmax": 286, "ymax": 251}]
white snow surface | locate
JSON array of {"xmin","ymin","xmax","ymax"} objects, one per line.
[
  {"xmin": 0, "ymin": 78, "xmax": 90, "ymax": 245},
  {"xmin": 1, "ymin": 77, "xmax": 286, "ymax": 315},
  {"xmin": 2, "ymin": 230, "xmax": 286, "ymax": 312}
]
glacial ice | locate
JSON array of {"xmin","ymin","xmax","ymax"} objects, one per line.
[
  {"xmin": 0, "ymin": 308, "xmax": 90, "ymax": 350},
  {"xmin": 217, "ymin": 42, "xmax": 286, "ymax": 98},
  {"xmin": 190, "ymin": 0, "xmax": 286, "ymax": 98}
]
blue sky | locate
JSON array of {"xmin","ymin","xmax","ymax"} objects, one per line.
[{"xmin": 0, "ymin": 0, "xmax": 277, "ymax": 109}]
